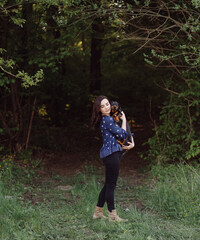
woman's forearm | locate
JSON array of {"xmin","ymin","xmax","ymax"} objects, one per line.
[
  {"xmin": 120, "ymin": 112, "xmax": 127, "ymax": 131},
  {"xmin": 121, "ymin": 119, "xmax": 126, "ymax": 131}
]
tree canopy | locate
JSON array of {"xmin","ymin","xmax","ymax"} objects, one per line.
[{"xmin": 0, "ymin": 0, "xmax": 199, "ymax": 164}]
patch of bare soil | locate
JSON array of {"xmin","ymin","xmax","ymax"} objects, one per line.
[
  {"xmin": 30, "ymin": 124, "xmax": 153, "ymax": 210},
  {"xmin": 42, "ymin": 151, "xmax": 90, "ymax": 176},
  {"xmin": 37, "ymin": 123, "xmax": 152, "ymax": 180}
]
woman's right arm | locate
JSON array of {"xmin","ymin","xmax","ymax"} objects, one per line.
[{"xmin": 103, "ymin": 116, "xmax": 128, "ymax": 141}]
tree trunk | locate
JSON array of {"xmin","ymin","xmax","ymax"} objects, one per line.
[
  {"xmin": 25, "ymin": 97, "xmax": 37, "ymax": 150},
  {"xmin": 46, "ymin": 6, "xmax": 63, "ymax": 126},
  {"xmin": 20, "ymin": 3, "xmax": 33, "ymax": 67},
  {"xmin": 90, "ymin": 20, "xmax": 104, "ymax": 94}
]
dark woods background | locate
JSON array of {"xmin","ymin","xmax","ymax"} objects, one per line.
[{"xmin": 0, "ymin": 0, "xmax": 199, "ymax": 165}]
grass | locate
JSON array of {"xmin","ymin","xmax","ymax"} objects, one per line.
[
  {"xmin": 144, "ymin": 164, "xmax": 200, "ymax": 225},
  {"xmin": 0, "ymin": 163, "xmax": 200, "ymax": 240}
]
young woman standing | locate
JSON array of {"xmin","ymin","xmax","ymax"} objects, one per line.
[{"xmin": 91, "ymin": 95, "xmax": 134, "ymax": 222}]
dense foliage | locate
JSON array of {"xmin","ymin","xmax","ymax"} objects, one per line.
[{"xmin": 0, "ymin": 0, "xmax": 199, "ymax": 164}]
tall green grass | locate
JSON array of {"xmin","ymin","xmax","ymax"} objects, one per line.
[
  {"xmin": 145, "ymin": 164, "xmax": 200, "ymax": 225},
  {"xmin": 0, "ymin": 172, "xmax": 42, "ymax": 240},
  {"xmin": 0, "ymin": 164, "xmax": 200, "ymax": 239}
]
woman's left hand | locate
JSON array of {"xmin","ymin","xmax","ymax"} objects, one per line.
[{"xmin": 121, "ymin": 141, "xmax": 135, "ymax": 151}]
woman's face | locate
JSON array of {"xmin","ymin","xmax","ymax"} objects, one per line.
[{"xmin": 100, "ymin": 98, "xmax": 111, "ymax": 116}]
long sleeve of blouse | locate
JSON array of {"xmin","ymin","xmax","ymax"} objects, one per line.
[{"xmin": 99, "ymin": 115, "xmax": 128, "ymax": 159}]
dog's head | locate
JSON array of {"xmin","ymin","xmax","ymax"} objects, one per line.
[
  {"xmin": 110, "ymin": 101, "xmax": 122, "ymax": 123},
  {"xmin": 110, "ymin": 101, "xmax": 120, "ymax": 114}
]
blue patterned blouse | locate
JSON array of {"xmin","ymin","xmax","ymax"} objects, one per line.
[{"xmin": 100, "ymin": 115, "xmax": 128, "ymax": 159}]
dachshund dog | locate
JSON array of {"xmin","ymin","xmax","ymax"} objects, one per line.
[{"xmin": 110, "ymin": 101, "xmax": 134, "ymax": 148}]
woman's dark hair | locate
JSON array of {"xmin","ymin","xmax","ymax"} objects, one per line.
[{"xmin": 91, "ymin": 95, "xmax": 109, "ymax": 128}]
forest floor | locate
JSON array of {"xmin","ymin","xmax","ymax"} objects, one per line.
[
  {"xmin": 1, "ymin": 123, "xmax": 199, "ymax": 239},
  {"xmin": 40, "ymin": 123, "xmax": 152, "ymax": 194},
  {"xmin": 32, "ymin": 123, "xmax": 153, "ymax": 212}
]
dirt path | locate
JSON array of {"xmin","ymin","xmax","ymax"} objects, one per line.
[
  {"xmin": 41, "ymin": 125, "xmax": 152, "ymax": 188},
  {"xmin": 43, "ymin": 149, "xmax": 146, "ymax": 176},
  {"xmin": 31, "ymin": 126, "xmax": 153, "ymax": 213}
]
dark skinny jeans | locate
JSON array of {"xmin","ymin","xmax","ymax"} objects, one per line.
[{"xmin": 97, "ymin": 151, "xmax": 122, "ymax": 212}]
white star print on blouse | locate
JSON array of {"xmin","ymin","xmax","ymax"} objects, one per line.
[{"xmin": 99, "ymin": 115, "xmax": 128, "ymax": 158}]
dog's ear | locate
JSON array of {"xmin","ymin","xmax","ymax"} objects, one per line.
[{"xmin": 111, "ymin": 101, "xmax": 119, "ymax": 106}]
